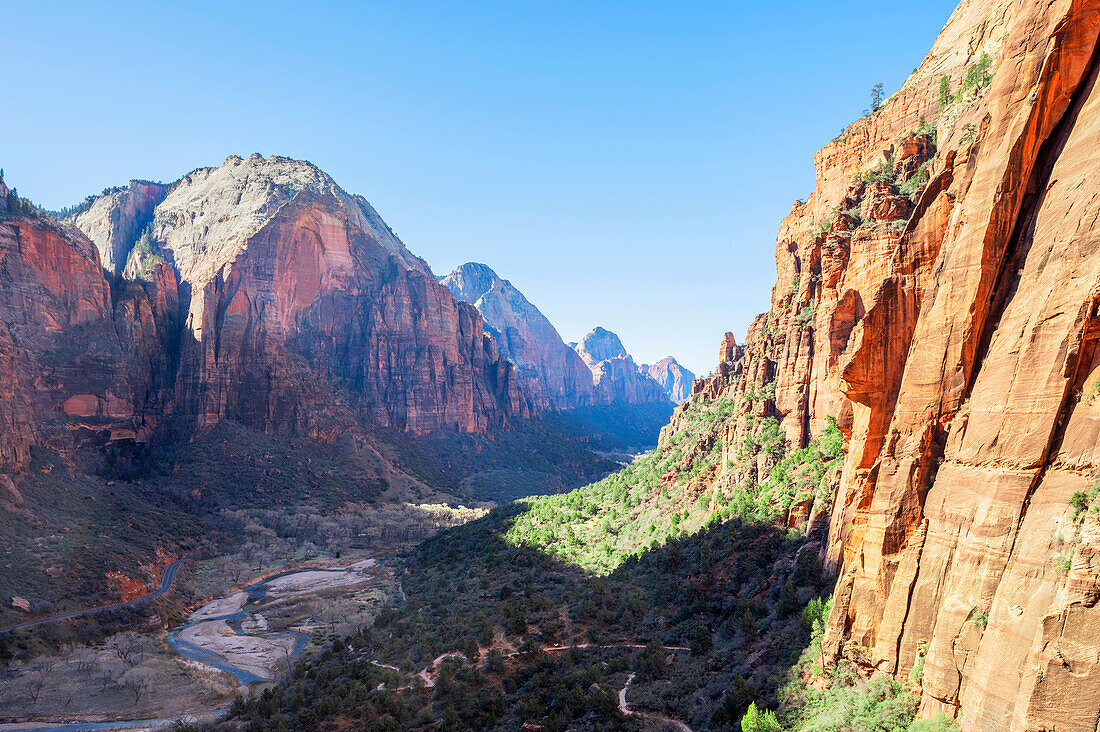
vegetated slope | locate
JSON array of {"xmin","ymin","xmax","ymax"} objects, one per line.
[{"xmin": 224, "ymin": 386, "xmax": 841, "ymax": 731}]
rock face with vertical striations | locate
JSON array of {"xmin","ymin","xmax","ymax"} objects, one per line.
[
  {"xmin": 441, "ymin": 262, "xmax": 596, "ymax": 409},
  {"xmin": 643, "ymin": 356, "xmax": 695, "ymax": 404},
  {"xmin": 0, "ymin": 203, "xmax": 169, "ymax": 467},
  {"xmin": 147, "ymin": 155, "xmax": 527, "ymax": 436},
  {"xmin": 71, "ymin": 180, "xmax": 170, "ymax": 278},
  {"xmin": 667, "ymin": 0, "xmax": 1100, "ymax": 728}
]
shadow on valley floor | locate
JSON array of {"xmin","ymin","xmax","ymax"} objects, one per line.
[{"xmin": 221, "ymin": 501, "xmax": 833, "ymax": 731}]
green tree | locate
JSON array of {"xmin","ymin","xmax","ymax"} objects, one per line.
[
  {"xmin": 741, "ymin": 702, "xmax": 783, "ymax": 732},
  {"xmin": 938, "ymin": 75, "xmax": 952, "ymax": 107},
  {"xmin": 871, "ymin": 82, "xmax": 885, "ymax": 112}
]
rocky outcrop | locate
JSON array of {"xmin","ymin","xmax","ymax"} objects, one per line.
[
  {"xmin": 71, "ymin": 180, "xmax": 170, "ymax": 278},
  {"xmin": 441, "ymin": 262, "xmax": 596, "ymax": 409},
  {"xmin": 151, "ymin": 155, "xmax": 526, "ymax": 436},
  {"xmin": 675, "ymin": 0, "xmax": 1100, "ymax": 728},
  {"xmin": 573, "ymin": 327, "xmax": 670, "ymax": 406},
  {"xmin": 643, "ymin": 356, "xmax": 695, "ymax": 403}
]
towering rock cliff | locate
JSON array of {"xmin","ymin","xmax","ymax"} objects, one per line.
[
  {"xmin": 643, "ymin": 356, "xmax": 696, "ymax": 403},
  {"xmin": 441, "ymin": 262, "xmax": 596, "ymax": 409},
  {"xmin": 149, "ymin": 155, "xmax": 526, "ymax": 435},
  {"xmin": 573, "ymin": 326, "xmax": 671, "ymax": 405},
  {"xmin": 0, "ymin": 202, "xmax": 169, "ymax": 468},
  {"xmin": 672, "ymin": 0, "xmax": 1100, "ymax": 728},
  {"xmin": 0, "ymin": 157, "xmax": 531, "ymax": 472}
]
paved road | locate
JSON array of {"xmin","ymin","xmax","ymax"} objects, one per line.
[{"xmin": 0, "ymin": 559, "xmax": 184, "ymax": 634}]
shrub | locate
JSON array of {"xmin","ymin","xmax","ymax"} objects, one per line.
[{"xmin": 742, "ymin": 702, "xmax": 783, "ymax": 732}]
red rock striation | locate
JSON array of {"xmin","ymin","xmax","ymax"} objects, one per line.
[
  {"xmin": 0, "ymin": 213, "xmax": 166, "ymax": 465},
  {"xmin": 677, "ymin": 0, "xmax": 1100, "ymax": 727}
]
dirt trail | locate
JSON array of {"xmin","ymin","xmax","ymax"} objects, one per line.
[{"xmin": 618, "ymin": 671, "xmax": 693, "ymax": 732}]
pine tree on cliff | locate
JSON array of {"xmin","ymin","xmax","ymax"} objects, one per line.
[{"xmin": 871, "ymin": 82, "xmax": 885, "ymax": 112}]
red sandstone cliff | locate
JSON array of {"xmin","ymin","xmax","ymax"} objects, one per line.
[
  {"xmin": 0, "ymin": 156, "xmax": 531, "ymax": 472},
  {"xmin": 0, "ymin": 213, "xmax": 167, "ymax": 467},
  {"xmin": 675, "ymin": 0, "xmax": 1100, "ymax": 727}
]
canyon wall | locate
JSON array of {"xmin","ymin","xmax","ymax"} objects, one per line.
[
  {"xmin": 675, "ymin": 0, "xmax": 1100, "ymax": 728},
  {"xmin": 644, "ymin": 356, "xmax": 695, "ymax": 403},
  {"xmin": 573, "ymin": 326, "xmax": 671, "ymax": 405},
  {"xmin": 0, "ymin": 155, "xmax": 531, "ymax": 472}
]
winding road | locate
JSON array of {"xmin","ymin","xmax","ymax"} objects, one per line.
[{"xmin": 0, "ymin": 559, "xmax": 184, "ymax": 634}]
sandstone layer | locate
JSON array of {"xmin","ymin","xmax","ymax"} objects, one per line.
[{"xmin": 0, "ymin": 156, "xmax": 531, "ymax": 472}]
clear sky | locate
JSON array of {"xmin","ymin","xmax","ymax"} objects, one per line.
[{"xmin": 3, "ymin": 1, "xmax": 958, "ymax": 375}]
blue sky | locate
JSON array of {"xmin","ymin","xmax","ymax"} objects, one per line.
[{"xmin": 3, "ymin": 1, "xmax": 957, "ymax": 374}]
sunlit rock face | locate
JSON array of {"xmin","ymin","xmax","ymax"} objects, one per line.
[
  {"xmin": 643, "ymin": 356, "xmax": 695, "ymax": 404},
  {"xmin": 441, "ymin": 262, "xmax": 596, "ymax": 409},
  {"xmin": 147, "ymin": 155, "xmax": 526, "ymax": 436},
  {"xmin": 672, "ymin": 0, "xmax": 1100, "ymax": 728},
  {"xmin": 573, "ymin": 327, "xmax": 670, "ymax": 406}
]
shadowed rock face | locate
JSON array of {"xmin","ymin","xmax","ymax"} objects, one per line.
[
  {"xmin": 0, "ymin": 214, "xmax": 172, "ymax": 466},
  {"xmin": 644, "ymin": 357, "xmax": 696, "ymax": 404},
  {"xmin": 0, "ymin": 156, "xmax": 530, "ymax": 471},
  {"xmin": 670, "ymin": 1, "xmax": 1100, "ymax": 728},
  {"xmin": 441, "ymin": 262, "xmax": 596, "ymax": 409}
]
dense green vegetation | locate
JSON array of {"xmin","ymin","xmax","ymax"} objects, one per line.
[
  {"xmin": 223, "ymin": 500, "xmax": 832, "ymax": 731},
  {"xmin": 504, "ymin": 396, "xmax": 842, "ymax": 574},
  {"xmin": 220, "ymin": 388, "xmax": 849, "ymax": 730}
]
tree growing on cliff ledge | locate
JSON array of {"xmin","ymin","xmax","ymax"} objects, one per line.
[
  {"xmin": 871, "ymin": 82, "xmax": 885, "ymax": 112},
  {"xmin": 938, "ymin": 75, "xmax": 952, "ymax": 108}
]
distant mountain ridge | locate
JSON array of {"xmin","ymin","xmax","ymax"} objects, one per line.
[
  {"xmin": 440, "ymin": 262, "xmax": 595, "ymax": 410},
  {"xmin": 643, "ymin": 356, "xmax": 695, "ymax": 403},
  {"xmin": 442, "ymin": 263, "xmax": 675, "ymax": 410}
]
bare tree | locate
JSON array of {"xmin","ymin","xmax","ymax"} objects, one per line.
[
  {"xmin": 111, "ymin": 635, "xmax": 144, "ymax": 668},
  {"xmin": 98, "ymin": 661, "xmax": 123, "ymax": 693},
  {"xmin": 122, "ymin": 671, "xmax": 151, "ymax": 705},
  {"xmin": 21, "ymin": 659, "xmax": 55, "ymax": 704}
]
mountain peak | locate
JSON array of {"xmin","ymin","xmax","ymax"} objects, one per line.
[{"xmin": 575, "ymin": 327, "xmax": 628, "ymax": 364}]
